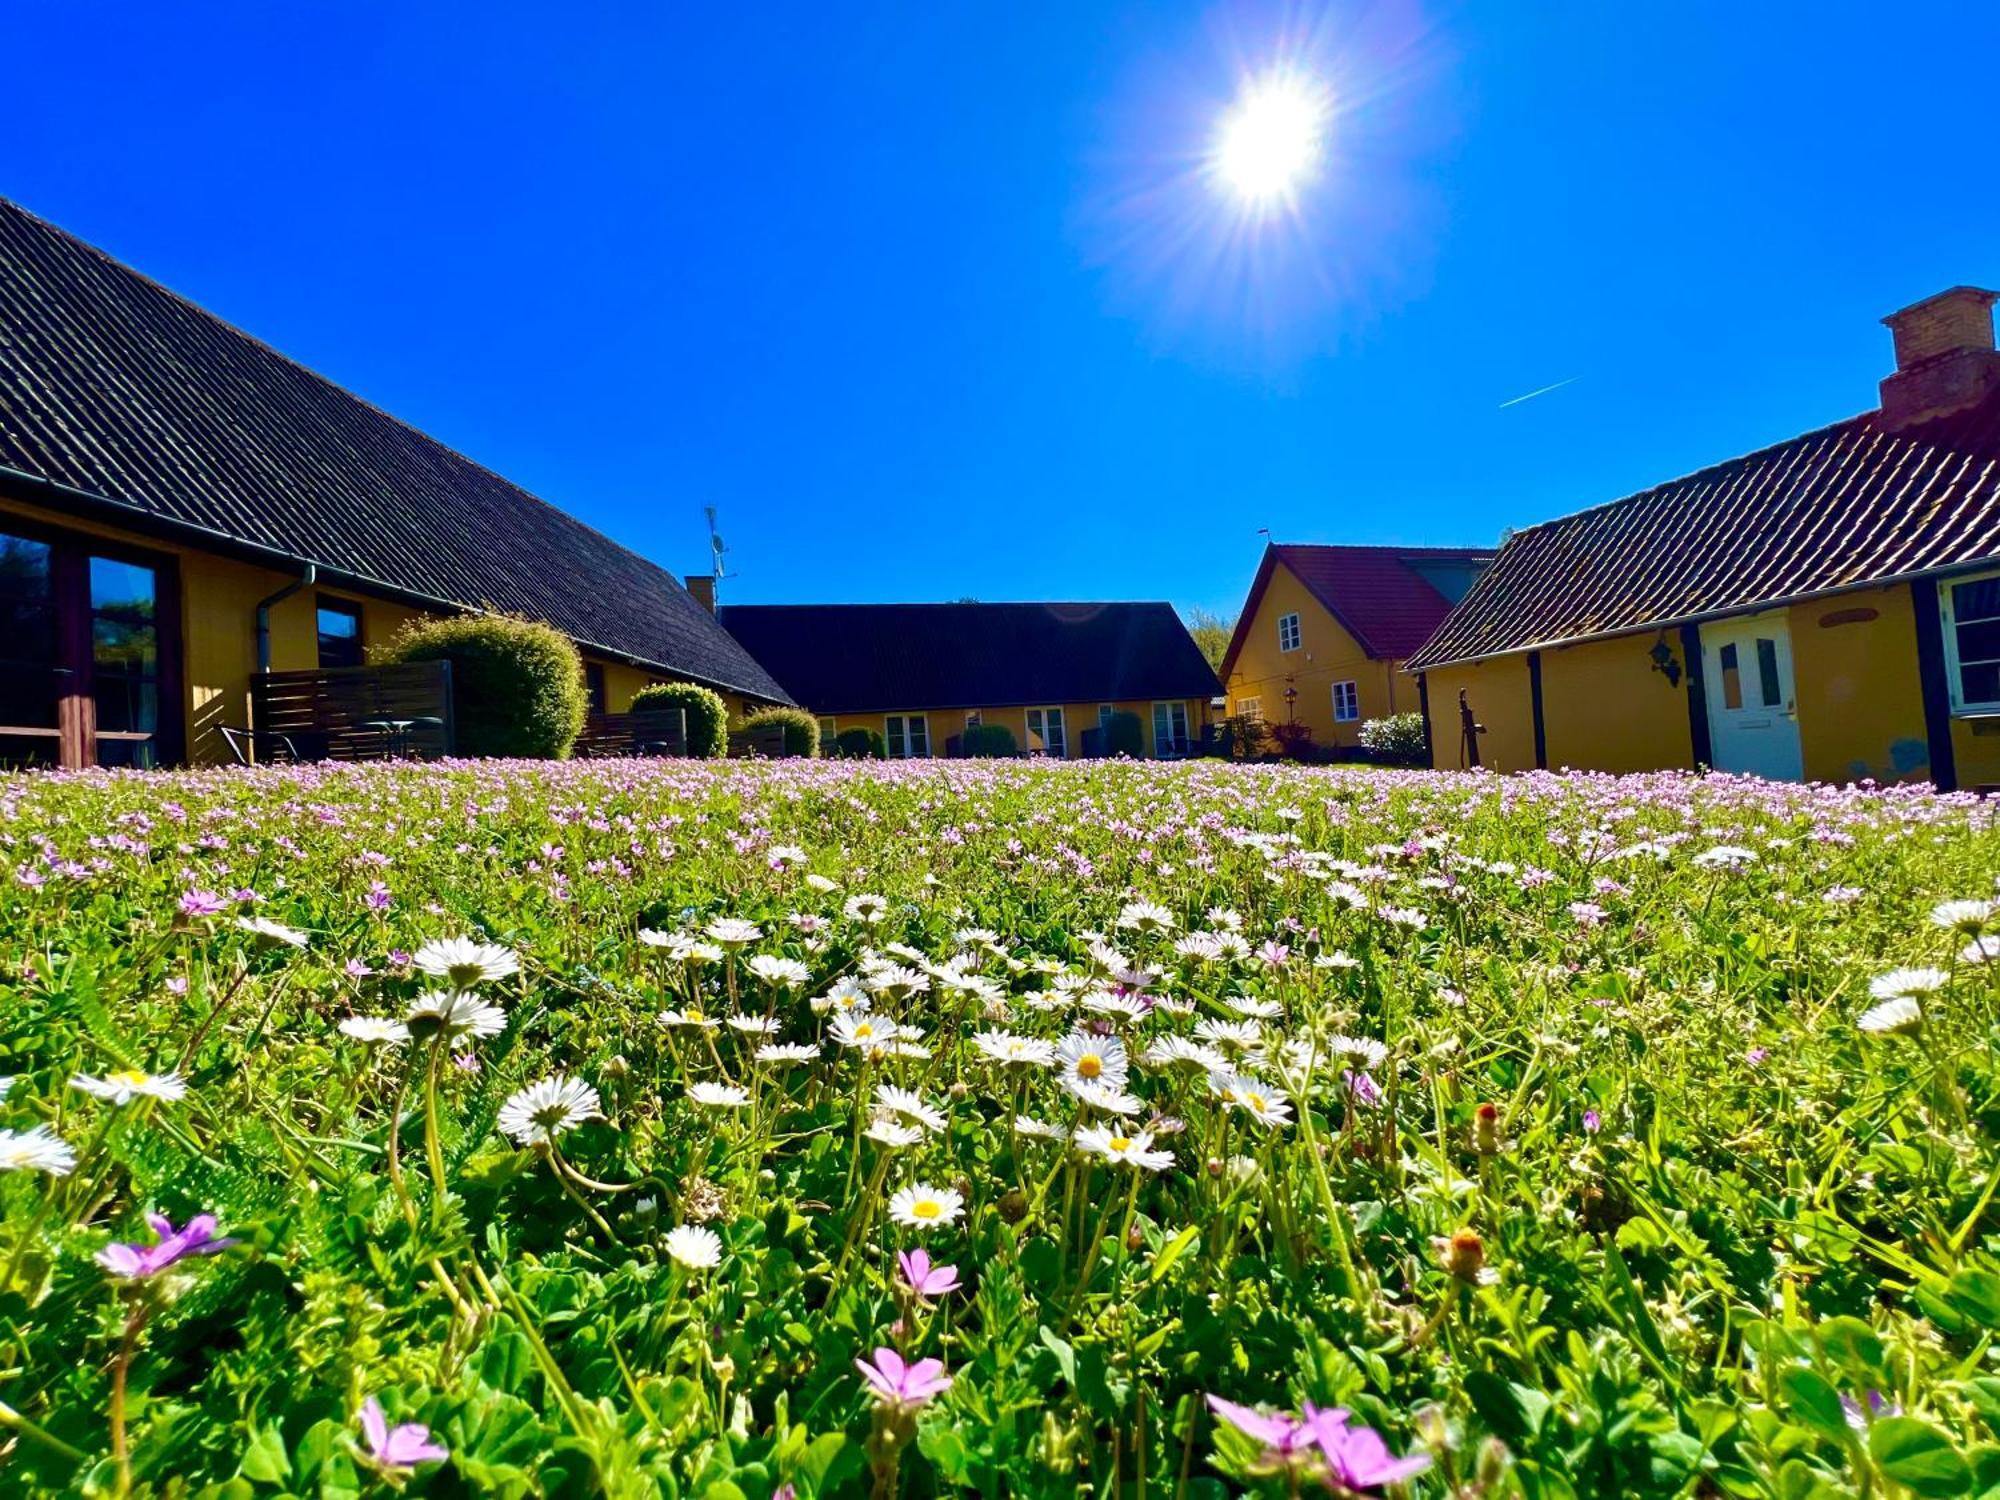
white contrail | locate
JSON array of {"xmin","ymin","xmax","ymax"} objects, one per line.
[{"xmin": 1497, "ymin": 377, "xmax": 1577, "ymax": 409}]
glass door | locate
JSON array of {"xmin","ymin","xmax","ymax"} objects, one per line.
[{"xmin": 0, "ymin": 526, "xmax": 177, "ymax": 770}]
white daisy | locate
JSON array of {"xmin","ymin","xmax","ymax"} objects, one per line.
[
  {"xmin": 414, "ymin": 936, "xmax": 518, "ymax": 987},
  {"xmin": 704, "ymin": 917, "xmax": 765, "ymax": 949},
  {"xmin": 235, "ymin": 915, "xmax": 309, "ymax": 950},
  {"xmin": 0, "ymin": 1125, "xmax": 75, "ymax": 1175},
  {"xmin": 888, "ymin": 1182, "xmax": 964, "ymax": 1230},
  {"xmin": 1116, "ymin": 900, "xmax": 1176, "ymax": 935},
  {"xmin": 866, "ymin": 965, "xmax": 931, "ymax": 1002},
  {"xmin": 1141, "ymin": 1035, "xmax": 1230, "ymax": 1073},
  {"xmin": 1328, "ymin": 1034, "xmax": 1390, "ymax": 1070},
  {"xmin": 1857, "ymin": 997, "xmax": 1923, "ymax": 1036},
  {"xmin": 1222, "ymin": 995, "xmax": 1284, "ymax": 1020},
  {"xmin": 1692, "ymin": 845, "xmax": 1758, "ymax": 869},
  {"xmin": 665, "ymin": 1224, "xmax": 724, "ymax": 1270},
  {"xmin": 1074, "ymin": 1125, "xmax": 1174, "ymax": 1172},
  {"xmin": 971, "ymin": 1030, "xmax": 1055, "ymax": 1068},
  {"xmin": 1066, "ymin": 1079, "xmax": 1146, "ymax": 1116},
  {"xmin": 1054, "ymin": 1031, "xmax": 1129, "ymax": 1089},
  {"xmin": 746, "ymin": 954, "xmax": 811, "ymax": 988},
  {"xmin": 810, "ymin": 977, "xmax": 873, "ymax": 1014},
  {"xmin": 498, "ymin": 1075, "xmax": 603, "ymax": 1147},
  {"xmin": 338, "ymin": 1015, "xmax": 410, "ymax": 1045},
  {"xmin": 1194, "ymin": 1018, "xmax": 1262, "ymax": 1052},
  {"xmin": 755, "ymin": 1041, "xmax": 821, "ymax": 1065},
  {"xmin": 843, "ymin": 893, "xmax": 890, "ymax": 924},
  {"xmin": 875, "ymin": 1084, "xmax": 947, "ymax": 1133},
  {"xmin": 1221, "ymin": 1074, "xmax": 1295, "ymax": 1128},
  {"xmin": 71, "ymin": 1070, "xmax": 187, "ymax": 1106},
  {"xmin": 406, "ymin": 990, "xmax": 507, "ymax": 1043},
  {"xmin": 659, "ymin": 1006, "xmax": 721, "ymax": 1030},
  {"xmin": 1082, "ymin": 989, "xmax": 1151, "ymax": 1022},
  {"xmin": 1013, "ymin": 1114, "xmax": 1068, "ymax": 1140},
  {"xmin": 864, "ymin": 1116, "xmax": 925, "ymax": 1148},
  {"xmin": 1868, "ymin": 967, "xmax": 1949, "ymax": 1000},
  {"xmin": 1931, "ymin": 898, "xmax": 1996, "ymax": 932},
  {"xmin": 805, "ymin": 873, "xmax": 839, "ymax": 893},
  {"xmin": 1961, "ymin": 935, "xmax": 2000, "ymax": 965},
  {"xmin": 830, "ymin": 1011, "xmax": 905, "ymax": 1050},
  {"xmin": 726, "ymin": 1014, "xmax": 783, "ymax": 1036},
  {"xmin": 687, "ymin": 1082, "xmax": 750, "ymax": 1107}
]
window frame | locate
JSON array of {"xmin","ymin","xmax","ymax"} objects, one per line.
[
  {"xmin": 1236, "ymin": 696, "xmax": 1262, "ymax": 721},
  {"xmin": 1277, "ymin": 611, "xmax": 1301, "ymax": 652},
  {"xmin": 1151, "ymin": 700, "xmax": 1190, "ymax": 756},
  {"xmin": 886, "ymin": 713, "xmax": 931, "ymax": 758},
  {"xmin": 1025, "ymin": 705, "xmax": 1067, "ymax": 757},
  {"xmin": 1332, "ymin": 680, "xmax": 1360, "ymax": 722},
  {"xmin": 315, "ymin": 596, "xmax": 365, "ymax": 671},
  {"xmin": 1941, "ymin": 567, "xmax": 2000, "ymax": 714}
]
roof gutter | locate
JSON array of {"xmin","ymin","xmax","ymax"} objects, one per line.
[
  {"xmin": 0, "ymin": 462, "xmax": 793, "ymax": 705},
  {"xmin": 1404, "ymin": 556, "xmax": 2000, "ymax": 674}
]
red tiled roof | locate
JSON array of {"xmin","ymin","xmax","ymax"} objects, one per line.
[
  {"xmin": 1404, "ymin": 392, "xmax": 2000, "ymax": 672},
  {"xmin": 1220, "ymin": 544, "xmax": 1495, "ymax": 679}
]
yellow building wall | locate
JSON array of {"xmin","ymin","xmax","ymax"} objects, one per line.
[
  {"xmin": 1225, "ymin": 562, "xmax": 1412, "ymax": 747},
  {"xmin": 1787, "ymin": 586, "xmax": 1934, "ymax": 785},
  {"xmin": 1538, "ymin": 633, "xmax": 1695, "ymax": 774},
  {"xmin": 818, "ymin": 698, "xmax": 1210, "ymax": 759},
  {"xmin": 1424, "ymin": 657, "xmax": 1535, "ymax": 771}
]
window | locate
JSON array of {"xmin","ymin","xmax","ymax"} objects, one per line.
[
  {"xmin": 886, "ymin": 713, "xmax": 930, "ymax": 758},
  {"xmin": 1026, "ymin": 706, "xmax": 1067, "ymax": 757},
  {"xmin": 316, "ymin": 599, "xmax": 364, "ymax": 669},
  {"xmin": 1333, "ymin": 680, "xmax": 1360, "ymax": 722},
  {"xmin": 965, "ymin": 710, "xmax": 982, "ymax": 729},
  {"xmin": 1943, "ymin": 571, "xmax": 2000, "ymax": 711},
  {"xmin": 583, "ymin": 662, "xmax": 607, "ymax": 715},
  {"xmin": 1277, "ymin": 612, "xmax": 1301, "ymax": 652},
  {"xmin": 1098, "ymin": 704, "xmax": 1115, "ymax": 729},
  {"xmin": 1151, "ymin": 700, "xmax": 1190, "ymax": 756},
  {"xmin": 1236, "ymin": 696, "xmax": 1262, "ymax": 721}
]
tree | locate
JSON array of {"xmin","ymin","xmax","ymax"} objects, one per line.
[{"xmin": 1183, "ymin": 607, "xmax": 1237, "ymax": 674}]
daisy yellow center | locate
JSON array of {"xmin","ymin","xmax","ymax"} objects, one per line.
[
  {"xmin": 110, "ymin": 1070, "xmax": 148, "ymax": 1087},
  {"xmin": 855, "ymin": 1022, "xmax": 875, "ymax": 1038},
  {"xmin": 1078, "ymin": 1056, "xmax": 1102, "ymax": 1079},
  {"xmin": 1245, "ymin": 1093, "xmax": 1266, "ymax": 1111},
  {"xmin": 1109, "ymin": 1136, "xmax": 1131, "ymax": 1152},
  {"xmin": 912, "ymin": 1200, "xmax": 941, "ymax": 1219}
]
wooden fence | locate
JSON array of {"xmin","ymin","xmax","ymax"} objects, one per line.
[{"xmin": 250, "ymin": 661, "xmax": 455, "ymax": 762}]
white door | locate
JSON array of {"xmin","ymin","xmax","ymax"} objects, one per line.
[{"xmin": 1699, "ymin": 613, "xmax": 1803, "ymax": 780}]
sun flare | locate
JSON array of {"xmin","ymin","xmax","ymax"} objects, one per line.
[{"xmin": 1211, "ymin": 69, "xmax": 1330, "ymax": 208}]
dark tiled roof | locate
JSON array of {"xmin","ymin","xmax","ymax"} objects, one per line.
[
  {"xmin": 718, "ymin": 602, "xmax": 1222, "ymax": 714},
  {"xmin": 1406, "ymin": 393, "xmax": 2000, "ymax": 671},
  {"xmin": 0, "ymin": 198, "xmax": 791, "ymax": 703},
  {"xmin": 1219, "ymin": 544, "xmax": 1494, "ymax": 678}
]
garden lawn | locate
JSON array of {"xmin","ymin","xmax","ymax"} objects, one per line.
[{"xmin": 1, "ymin": 759, "xmax": 1998, "ymax": 1498}]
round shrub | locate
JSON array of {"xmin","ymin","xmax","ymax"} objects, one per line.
[
  {"xmin": 961, "ymin": 722, "xmax": 1018, "ymax": 758},
  {"xmin": 631, "ymin": 681, "xmax": 728, "ymax": 759},
  {"xmin": 383, "ymin": 613, "xmax": 585, "ymax": 759},
  {"xmin": 835, "ymin": 726, "xmax": 886, "ymax": 759},
  {"xmin": 1358, "ymin": 710, "xmax": 1428, "ymax": 765},
  {"xmin": 741, "ymin": 705, "xmax": 821, "ymax": 758},
  {"xmin": 1102, "ymin": 710, "xmax": 1145, "ymax": 758}
]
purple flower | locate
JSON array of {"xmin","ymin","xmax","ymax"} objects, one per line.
[
  {"xmin": 855, "ymin": 1347, "xmax": 952, "ymax": 1410},
  {"xmin": 1842, "ymin": 1390, "xmax": 1901, "ymax": 1430},
  {"xmin": 1255, "ymin": 941, "xmax": 1290, "ymax": 968},
  {"xmin": 1206, "ymin": 1395, "xmax": 1327, "ymax": 1464},
  {"xmin": 1582, "ymin": 1109, "xmax": 1602, "ymax": 1134},
  {"xmin": 897, "ymin": 1248, "xmax": 962, "ymax": 1299},
  {"xmin": 97, "ymin": 1213, "xmax": 235, "ymax": 1278},
  {"xmin": 1746, "ymin": 1047, "xmax": 1769, "ymax": 1066},
  {"xmin": 358, "ymin": 1396, "xmax": 448, "ymax": 1472},
  {"xmin": 1311, "ymin": 1408, "xmax": 1432, "ymax": 1492},
  {"xmin": 1344, "ymin": 1070, "xmax": 1384, "ymax": 1108},
  {"xmin": 178, "ymin": 889, "xmax": 227, "ymax": 919}
]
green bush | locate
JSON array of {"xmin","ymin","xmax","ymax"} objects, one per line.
[
  {"xmin": 383, "ymin": 613, "xmax": 585, "ymax": 759},
  {"xmin": 741, "ymin": 705, "xmax": 821, "ymax": 758},
  {"xmin": 835, "ymin": 726, "xmax": 886, "ymax": 759},
  {"xmin": 1358, "ymin": 710, "xmax": 1428, "ymax": 764},
  {"xmin": 1217, "ymin": 712, "xmax": 1270, "ymax": 760},
  {"xmin": 1102, "ymin": 710, "xmax": 1145, "ymax": 758},
  {"xmin": 961, "ymin": 722, "xmax": 1018, "ymax": 758},
  {"xmin": 631, "ymin": 681, "xmax": 728, "ymax": 759}
]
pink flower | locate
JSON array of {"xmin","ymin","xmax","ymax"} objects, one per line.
[
  {"xmin": 179, "ymin": 889, "xmax": 227, "ymax": 918},
  {"xmin": 1206, "ymin": 1395, "xmax": 1326, "ymax": 1464},
  {"xmin": 97, "ymin": 1212, "xmax": 234, "ymax": 1278},
  {"xmin": 1310, "ymin": 1408, "xmax": 1431, "ymax": 1492},
  {"xmin": 896, "ymin": 1249, "xmax": 961, "ymax": 1299},
  {"xmin": 358, "ymin": 1396, "xmax": 448, "ymax": 1473},
  {"xmin": 855, "ymin": 1347, "xmax": 952, "ymax": 1410}
]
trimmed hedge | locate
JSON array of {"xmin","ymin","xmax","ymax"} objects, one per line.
[
  {"xmin": 631, "ymin": 681, "xmax": 728, "ymax": 759},
  {"xmin": 741, "ymin": 705, "xmax": 821, "ymax": 758},
  {"xmin": 1358, "ymin": 711, "xmax": 1428, "ymax": 765},
  {"xmin": 382, "ymin": 613, "xmax": 585, "ymax": 759},
  {"xmin": 835, "ymin": 727, "xmax": 886, "ymax": 760},
  {"xmin": 1102, "ymin": 710, "xmax": 1145, "ymax": 758},
  {"xmin": 961, "ymin": 723, "xmax": 1018, "ymax": 758}
]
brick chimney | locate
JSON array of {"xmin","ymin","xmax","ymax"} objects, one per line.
[
  {"xmin": 1879, "ymin": 286, "xmax": 2000, "ymax": 432},
  {"xmin": 685, "ymin": 574, "xmax": 715, "ymax": 613}
]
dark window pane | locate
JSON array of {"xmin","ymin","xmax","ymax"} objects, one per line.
[
  {"xmin": 0, "ymin": 731, "xmax": 60, "ymax": 769},
  {"xmin": 1719, "ymin": 642, "xmax": 1742, "ymax": 710},
  {"xmin": 317, "ymin": 603, "xmax": 363, "ymax": 669},
  {"xmin": 0, "ymin": 534, "xmax": 56, "ymax": 666},
  {"xmin": 0, "ymin": 662, "xmax": 60, "ymax": 728},
  {"xmin": 94, "ymin": 679, "xmax": 156, "ymax": 736},
  {"xmin": 1755, "ymin": 638, "xmax": 1781, "ymax": 706},
  {"xmin": 94, "ymin": 736, "xmax": 156, "ymax": 770},
  {"xmin": 584, "ymin": 662, "xmax": 607, "ymax": 715},
  {"xmin": 1952, "ymin": 576, "xmax": 2000, "ymax": 623},
  {"xmin": 90, "ymin": 557, "xmax": 158, "ymax": 676},
  {"xmin": 1962, "ymin": 661, "xmax": 2000, "ymax": 706},
  {"xmin": 1954, "ymin": 618, "xmax": 2000, "ymax": 664}
]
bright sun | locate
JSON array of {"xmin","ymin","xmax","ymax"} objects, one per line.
[{"xmin": 1211, "ymin": 70, "xmax": 1330, "ymax": 208}]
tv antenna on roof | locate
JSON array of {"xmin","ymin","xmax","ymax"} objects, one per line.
[{"xmin": 704, "ymin": 506, "xmax": 730, "ymax": 604}]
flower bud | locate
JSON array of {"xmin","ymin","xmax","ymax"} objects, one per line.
[
  {"xmin": 1473, "ymin": 1102, "xmax": 1501, "ymax": 1155},
  {"xmin": 603, "ymin": 1054, "xmax": 631, "ymax": 1080},
  {"xmin": 1443, "ymin": 1227, "xmax": 1487, "ymax": 1283}
]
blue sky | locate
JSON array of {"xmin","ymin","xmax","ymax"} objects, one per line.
[{"xmin": 7, "ymin": 3, "xmax": 1998, "ymax": 617}]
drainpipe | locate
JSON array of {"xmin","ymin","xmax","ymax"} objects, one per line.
[{"xmin": 254, "ymin": 564, "xmax": 316, "ymax": 672}]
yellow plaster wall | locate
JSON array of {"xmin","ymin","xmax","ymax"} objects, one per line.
[
  {"xmin": 1423, "ymin": 657, "xmax": 1535, "ymax": 771},
  {"xmin": 819, "ymin": 698, "xmax": 1210, "ymax": 759},
  {"xmin": 1537, "ymin": 633, "xmax": 1695, "ymax": 774},
  {"xmin": 1787, "ymin": 586, "xmax": 1934, "ymax": 785},
  {"xmin": 1225, "ymin": 562, "xmax": 1410, "ymax": 747}
]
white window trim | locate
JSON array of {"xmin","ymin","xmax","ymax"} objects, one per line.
[
  {"xmin": 886, "ymin": 713, "xmax": 931, "ymax": 758},
  {"xmin": 1941, "ymin": 568, "xmax": 2000, "ymax": 714},
  {"xmin": 1151, "ymin": 700, "xmax": 1190, "ymax": 757},
  {"xmin": 1332, "ymin": 680, "xmax": 1360, "ymax": 722},
  {"xmin": 1277, "ymin": 612, "xmax": 1301, "ymax": 652},
  {"xmin": 1236, "ymin": 696, "xmax": 1263, "ymax": 721},
  {"xmin": 1025, "ymin": 705, "xmax": 1067, "ymax": 757}
]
